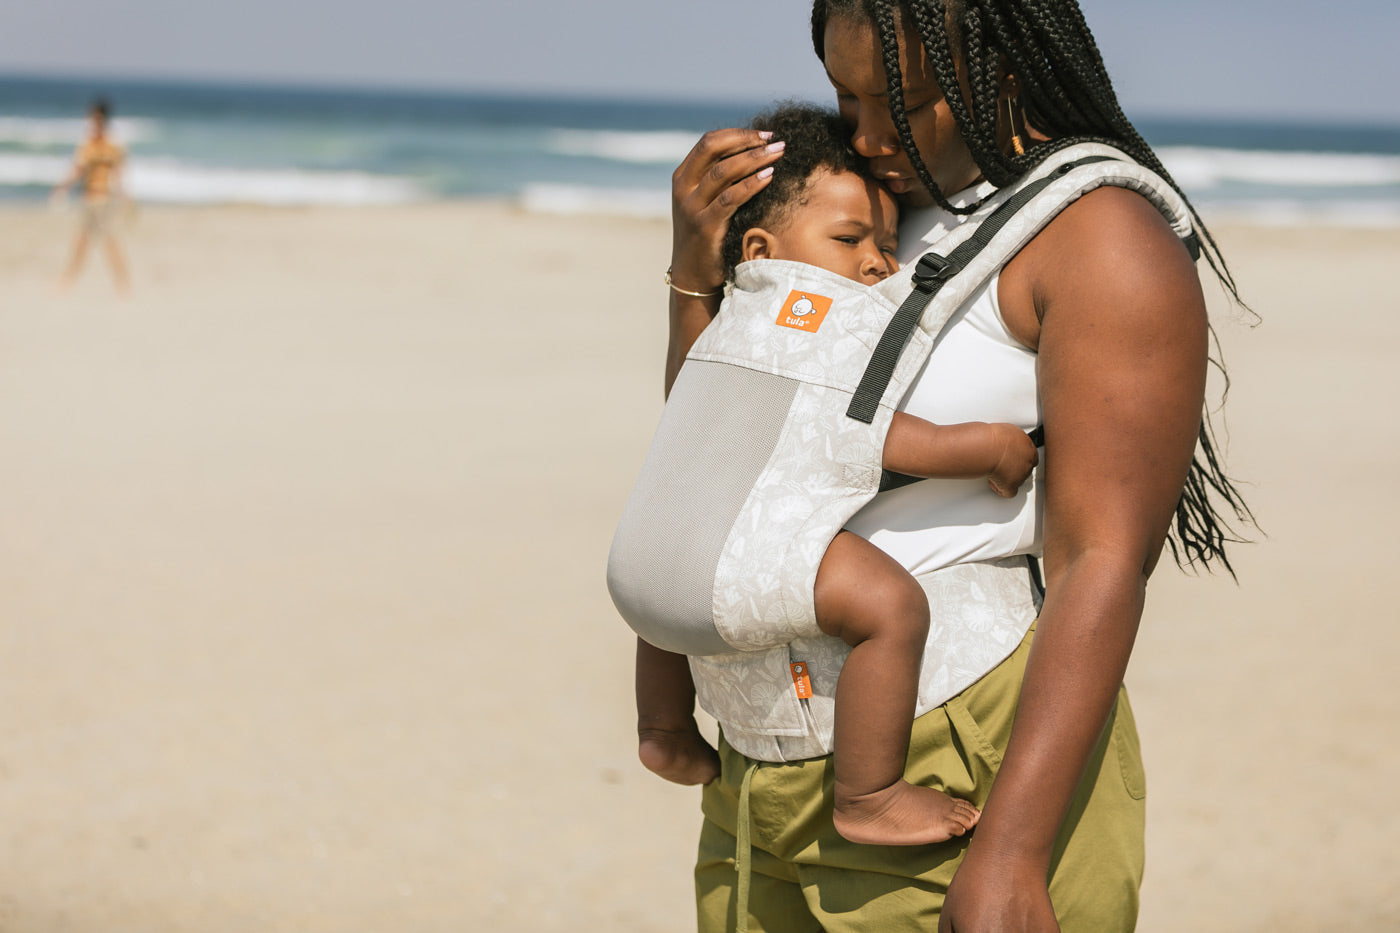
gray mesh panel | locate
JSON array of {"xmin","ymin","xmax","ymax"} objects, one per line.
[{"xmin": 607, "ymin": 361, "xmax": 799, "ymax": 656}]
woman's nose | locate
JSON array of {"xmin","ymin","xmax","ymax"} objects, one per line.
[{"xmin": 849, "ymin": 105, "xmax": 899, "ymax": 159}]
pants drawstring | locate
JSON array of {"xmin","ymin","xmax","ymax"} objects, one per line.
[{"xmin": 735, "ymin": 759, "xmax": 759, "ymax": 933}]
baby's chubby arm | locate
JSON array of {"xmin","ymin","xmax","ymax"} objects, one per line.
[{"xmin": 883, "ymin": 413, "xmax": 1039, "ymax": 498}]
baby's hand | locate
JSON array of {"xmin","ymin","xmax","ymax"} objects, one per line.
[
  {"xmin": 639, "ymin": 723, "xmax": 720, "ymax": 786},
  {"xmin": 986, "ymin": 424, "xmax": 1039, "ymax": 498}
]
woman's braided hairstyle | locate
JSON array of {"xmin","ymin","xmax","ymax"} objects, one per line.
[{"xmin": 812, "ymin": 0, "xmax": 1257, "ymax": 574}]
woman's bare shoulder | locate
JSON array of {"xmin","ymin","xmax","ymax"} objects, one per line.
[{"xmin": 1000, "ymin": 185, "xmax": 1201, "ymax": 349}]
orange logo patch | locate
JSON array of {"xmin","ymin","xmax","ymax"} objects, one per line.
[
  {"xmin": 775, "ymin": 290, "xmax": 833, "ymax": 333},
  {"xmin": 790, "ymin": 662, "xmax": 813, "ymax": 699}
]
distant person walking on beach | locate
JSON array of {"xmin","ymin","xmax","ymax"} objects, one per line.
[{"xmin": 52, "ymin": 97, "xmax": 131, "ymax": 294}]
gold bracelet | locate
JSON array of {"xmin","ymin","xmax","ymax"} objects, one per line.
[{"xmin": 665, "ymin": 267, "xmax": 722, "ymax": 298}]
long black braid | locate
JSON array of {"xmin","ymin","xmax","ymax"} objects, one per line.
[{"xmin": 812, "ymin": 0, "xmax": 1257, "ymax": 575}]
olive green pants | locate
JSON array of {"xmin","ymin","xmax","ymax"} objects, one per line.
[{"xmin": 695, "ymin": 626, "xmax": 1146, "ymax": 932}]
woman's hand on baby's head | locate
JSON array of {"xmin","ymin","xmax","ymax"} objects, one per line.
[
  {"xmin": 670, "ymin": 128, "xmax": 785, "ymax": 293},
  {"xmin": 987, "ymin": 424, "xmax": 1040, "ymax": 498}
]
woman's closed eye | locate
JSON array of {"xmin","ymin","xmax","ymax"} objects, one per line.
[{"xmin": 902, "ymin": 92, "xmax": 938, "ymax": 115}]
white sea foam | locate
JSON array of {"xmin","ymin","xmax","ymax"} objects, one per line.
[
  {"xmin": 0, "ymin": 116, "xmax": 156, "ymax": 147},
  {"xmin": 1158, "ymin": 146, "xmax": 1400, "ymax": 190},
  {"xmin": 544, "ymin": 129, "xmax": 699, "ymax": 164},
  {"xmin": 518, "ymin": 182, "xmax": 670, "ymax": 218},
  {"xmin": 516, "ymin": 179, "xmax": 1400, "ymax": 228},
  {"xmin": 0, "ymin": 153, "xmax": 71, "ymax": 184},
  {"xmin": 540, "ymin": 135, "xmax": 1400, "ymax": 190},
  {"xmin": 126, "ymin": 159, "xmax": 423, "ymax": 205},
  {"xmin": 0, "ymin": 152, "xmax": 424, "ymax": 205}
]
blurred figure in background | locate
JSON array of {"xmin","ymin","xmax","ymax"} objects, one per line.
[{"xmin": 52, "ymin": 97, "xmax": 131, "ymax": 294}]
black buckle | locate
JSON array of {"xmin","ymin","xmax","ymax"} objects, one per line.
[{"xmin": 913, "ymin": 253, "xmax": 958, "ymax": 289}]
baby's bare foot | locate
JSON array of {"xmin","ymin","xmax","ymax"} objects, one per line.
[
  {"xmin": 638, "ymin": 727, "xmax": 721, "ymax": 786},
  {"xmin": 833, "ymin": 780, "xmax": 980, "ymax": 846}
]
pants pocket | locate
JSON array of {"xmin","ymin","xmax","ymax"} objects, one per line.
[
  {"xmin": 939, "ymin": 694, "xmax": 1005, "ymax": 806},
  {"xmin": 1111, "ymin": 689, "xmax": 1147, "ymax": 800}
]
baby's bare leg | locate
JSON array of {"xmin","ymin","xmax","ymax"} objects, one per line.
[
  {"xmin": 814, "ymin": 532, "xmax": 980, "ymax": 845},
  {"xmin": 635, "ymin": 639, "xmax": 720, "ymax": 785}
]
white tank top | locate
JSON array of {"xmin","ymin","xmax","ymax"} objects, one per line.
[{"xmin": 844, "ymin": 183, "xmax": 1043, "ymax": 574}]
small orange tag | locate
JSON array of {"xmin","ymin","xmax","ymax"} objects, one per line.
[
  {"xmin": 790, "ymin": 662, "xmax": 813, "ymax": 699},
  {"xmin": 775, "ymin": 291, "xmax": 833, "ymax": 333}
]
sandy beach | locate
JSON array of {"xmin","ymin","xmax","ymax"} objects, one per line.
[{"xmin": 1, "ymin": 201, "xmax": 1397, "ymax": 932}]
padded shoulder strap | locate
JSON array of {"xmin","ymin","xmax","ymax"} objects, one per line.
[
  {"xmin": 846, "ymin": 155, "xmax": 1115, "ymax": 423},
  {"xmin": 846, "ymin": 146, "xmax": 1197, "ymax": 424}
]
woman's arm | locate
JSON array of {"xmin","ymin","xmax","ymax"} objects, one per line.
[
  {"xmin": 665, "ymin": 288, "xmax": 723, "ymax": 397},
  {"xmin": 664, "ymin": 128, "xmax": 783, "ymax": 394},
  {"xmin": 940, "ymin": 187, "xmax": 1208, "ymax": 932},
  {"xmin": 111, "ymin": 147, "xmax": 128, "ymax": 201},
  {"xmin": 51, "ymin": 146, "xmax": 86, "ymax": 198}
]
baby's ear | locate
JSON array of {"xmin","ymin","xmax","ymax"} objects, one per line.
[{"xmin": 741, "ymin": 228, "xmax": 777, "ymax": 262}]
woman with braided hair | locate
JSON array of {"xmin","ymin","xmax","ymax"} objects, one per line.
[{"xmin": 654, "ymin": 1, "xmax": 1255, "ymax": 929}]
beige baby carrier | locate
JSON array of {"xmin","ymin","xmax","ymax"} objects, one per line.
[{"xmin": 608, "ymin": 144, "xmax": 1197, "ymax": 661}]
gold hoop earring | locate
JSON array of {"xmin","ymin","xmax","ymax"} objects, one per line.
[{"xmin": 1005, "ymin": 96, "xmax": 1025, "ymax": 156}]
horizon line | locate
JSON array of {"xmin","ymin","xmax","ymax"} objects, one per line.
[{"xmin": 5, "ymin": 67, "xmax": 1400, "ymax": 131}]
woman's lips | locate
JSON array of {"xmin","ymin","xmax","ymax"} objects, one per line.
[{"xmin": 883, "ymin": 176, "xmax": 913, "ymax": 194}]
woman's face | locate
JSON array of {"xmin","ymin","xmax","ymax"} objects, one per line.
[{"xmin": 821, "ymin": 14, "xmax": 981, "ymax": 209}]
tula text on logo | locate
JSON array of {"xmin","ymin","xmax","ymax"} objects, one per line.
[{"xmin": 775, "ymin": 290, "xmax": 833, "ymax": 333}]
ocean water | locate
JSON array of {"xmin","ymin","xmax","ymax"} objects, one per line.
[{"xmin": 4, "ymin": 73, "xmax": 1400, "ymax": 225}]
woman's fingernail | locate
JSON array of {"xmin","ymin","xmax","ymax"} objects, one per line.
[
  {"xmin": 765, "ymin": 141, "xmax": 785, "ymax": 153},
  {"xmin": 757, "ymin": 167, "xmax": 774, "ymax": 179},
  {"xmin": 758, "ymin": 131, "xmax": 774, "ymax": 140}
]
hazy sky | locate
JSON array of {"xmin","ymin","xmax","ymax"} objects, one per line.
[{"xmin": 5, "ymin": 0, "xmax": 1396, "ymax": 124}]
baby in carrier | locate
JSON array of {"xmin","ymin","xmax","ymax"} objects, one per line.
[{"xmin": 617, "ymin": 105, "xmax": 1037, "ymax": 846}]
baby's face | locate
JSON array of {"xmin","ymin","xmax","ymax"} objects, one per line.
[{"xmin": 757, "ymin": 169, "xmax": 900, "ymax": 285}]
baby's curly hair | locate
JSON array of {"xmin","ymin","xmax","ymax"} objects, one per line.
[{"xmin": 720, "ymin": 103, "xmax": 875, "ymax": 280}]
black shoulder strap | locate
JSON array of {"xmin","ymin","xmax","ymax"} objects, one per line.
[{"xmin": 846, "ymin": 156, "xmax": 1116, "ymax": 425}]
